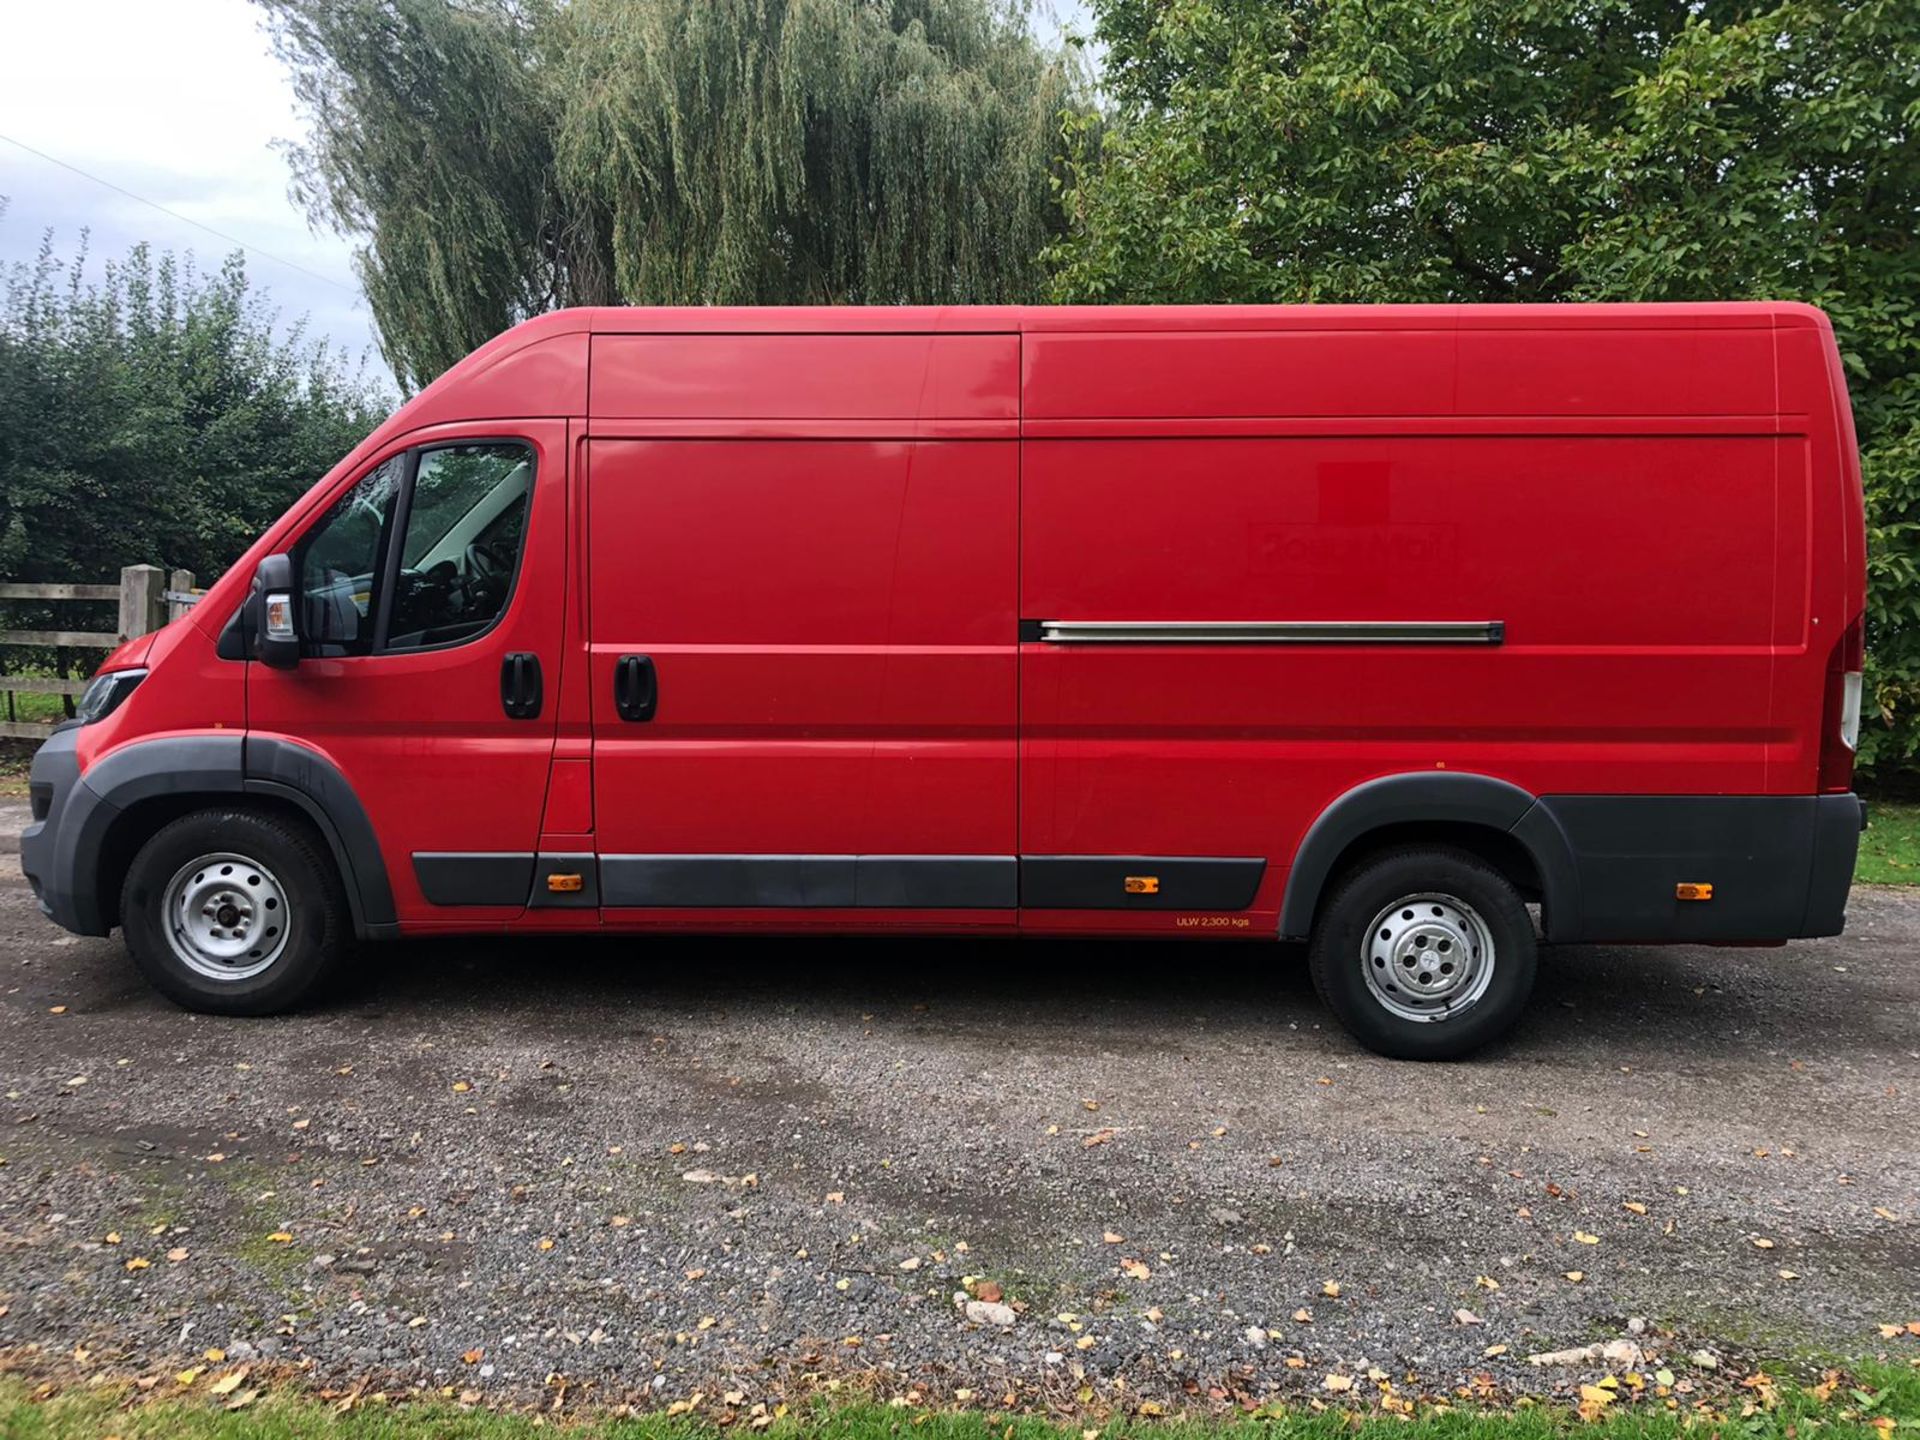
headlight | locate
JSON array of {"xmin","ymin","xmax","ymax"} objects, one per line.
[{"xmin": 75, "ymin": 668, "xmax": 146, "ymax": 725}]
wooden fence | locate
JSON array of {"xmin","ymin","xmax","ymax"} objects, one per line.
[{"xmin": 0, "ymin": 565, "xmax": 198, "ymax": 739}]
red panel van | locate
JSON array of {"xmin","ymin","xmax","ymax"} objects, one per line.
[{"xmin": 19, "ymin": 304, "xmax": 1867, "ymax": 1058}]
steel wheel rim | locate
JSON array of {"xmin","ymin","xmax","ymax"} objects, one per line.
[
  {"xmin": 161, "ymin": 851, "xmax": 291, "ymax": 982},
  {"xmin": 1361, "ymin": 892, "xmax": 1496, "ymax": 1023}
]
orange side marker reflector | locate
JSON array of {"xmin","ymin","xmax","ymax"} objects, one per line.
[
  {"xmin": 1124, "ymin": 875, "xmax": 1160, "ymax": 895},
  {"xmin": 1675, "ymin": 882, "xmax": 1713, "ymax": 901},
  {"xmin": 547, "ymin": 874, "xmax": 585, "ymax": 893}
]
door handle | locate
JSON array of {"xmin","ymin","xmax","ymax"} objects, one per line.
[
  {"xmin": 615, "ymin": 654, "xmax": 657, "ymax": 722},
  {"xmin": 501, "ymin": 652, "xmax": 543, "ymax": 720}
]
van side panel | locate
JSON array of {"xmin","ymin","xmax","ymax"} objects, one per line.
[
  {"xmin": 1018, "ymin": 321, "xmax": 1795, "ymax": 928},
  {"xmin": 586, "ymin": 333, "xmax": 1020, "ymax": 922}
]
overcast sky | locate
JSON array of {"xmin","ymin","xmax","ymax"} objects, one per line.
[
  {"xmin": 0, "ymin": 0, "xmax": 385, "ymax": 379},
  {"xmin": 0, "ymin": 0, "xmax": 1094, "ymax": 396}
]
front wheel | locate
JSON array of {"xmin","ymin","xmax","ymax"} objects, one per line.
[
  {"xmin": 120, "ymin": 807, "xmax": 351, "ymax": 1015},
  {"xmin": 1307, "ymin": 846, "xmax": 1537, "ymax": 1060}
]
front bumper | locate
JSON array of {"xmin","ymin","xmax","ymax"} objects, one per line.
[{"xmin": 19, "ymin": 726, "xmax": 112, "ymax": 936}]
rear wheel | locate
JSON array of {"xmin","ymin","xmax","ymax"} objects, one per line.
[
  {"xmin": 121, "ymin": 807, "xmax": 350, "ymax": 1015},
  {"xmin": 1307, "ymin": 846, "xmax": 1536, "ymax": 1060}
]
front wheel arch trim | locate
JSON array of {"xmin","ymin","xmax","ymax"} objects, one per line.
[{"xmin": 76, "ymin": 734, "xmax": 397, "ymax": 941}]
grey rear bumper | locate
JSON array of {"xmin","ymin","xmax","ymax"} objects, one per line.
[{"xmin": 1520, "ymin": 792, "xmax": 1864, "ymax": 943}]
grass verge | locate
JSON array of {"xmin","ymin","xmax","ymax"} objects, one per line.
[
  {"xmin": 1858, "ymin": 799, "xmax": 1920, "ymax": 885},
  {"xmin": 0, "ymin": 1366, "xmax": 1916, "ymax": 1440}
]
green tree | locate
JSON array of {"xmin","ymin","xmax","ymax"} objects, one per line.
[
  {"xmin": 258, "ymin": 0, "xmax": 1086, "ymax": 391},
  {"xmin": 1052, "ymin": 0, "xmax": 1920, "ymax": 774},
  {"xmin": 0, "ymin": 228, "xmax": 388, "ymax": 591}
]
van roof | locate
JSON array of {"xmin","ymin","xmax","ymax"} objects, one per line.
[{"xmin": 503, "ymin": 300, "xmax": 1823, "ymax": 336}]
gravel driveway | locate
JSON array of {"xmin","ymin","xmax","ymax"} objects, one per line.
[{"xmin": 2, "ymin": 799, "xmax": 1916, "ymax": 1412}]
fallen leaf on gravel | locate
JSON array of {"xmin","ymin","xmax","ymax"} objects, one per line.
[
  {"xmin": 1873, "ymin": 1208, "xmax": 1898, "ymax": 1221},
  {"xmin": 1075, "ymin": 1335, "xmax": 1095, "ymax": 1350},
  {"xmin": 1120, "ymin": 1259, "xmax": 1150, "ymax": 1281},
  {"xmin": 1565, "ymin": 1271, "xmax": 1585, "ymax": 1283},
  {"xmin": 209, "ymin": 1368, "xmax": 250, "ymax": 1396},
  {"xmin": 537, "ymin": 1238, "xmax": 555, "ymax": 1251},
  {"xmin": 1292, "ymin": 1308, "xmax": 1312, "ymax": 1324},
  {"xmin": 1484, "ymin": 1344, "xmax": 1508, "ymax": 1358},
  {"xmin": 205, "ymin": 1153, "xmax": 226, "ymax": 1164},
  {"xmin": 1082, "ymin": 1099, "xmax": 1100, "ymax": 1112},
  {"xmin": 825, "ymin": 1192, "xmax": 844, "ymax": 1204},
  {"xmin": 1623, "ymin": 1201, "xmax": 1648, "ymax": 1215},
  {"xmin": 1910, "ymin": 1321, "xmax": 1920, "ymax": 1335},
  {"xmin": 292, "ymin": 1119, "xmax": 310, "ymax": 1131},
  {"xmin": 451, "ymin": 1082, "xmax": 471, "ymax": 1093},
  {"xmin": 1752, "ymin": 1237, "xmax": 1776, "ymax": 1249},
  {"xmin": 1322, "ymin": 1374, "xmax": 1353, "ymax": 1393},
  {"xmin": 104, "ymin": 1232, "xmax": 121, "ymax": 1245},
  {"xmin": 461, "ymin": 1350, "xmax": 483, "ymax": 1365},
  {"xmin": 610, "ymin": 1216, "xmax": 630, "ymax": 1227},
  {"xmin": 167, "ymin": 1248, "xmax": 189, "ymax": 1263},
  {"xmin": 1454, "ymin": 1309, "xmax": 1484, "ymax": 1326},
  {"xmin": 1083, "ymin": 1129, "xmax": 1115, "ymax": 1149},
  {"xmin": 898, "ymin": 1257, "xmax": 921, "ymax": 1271},
  {"xmin": 974, "ymin": 1280, "xmax": 1005, "ymax": 1303},
  {"xmin": 1103, "ymin": 1231, "xmax": 1124, "ymax": 1244},
  {"xmin": 48, "ymin": 1006, "xmax": 66, "ymax": 1015},
  {"xmin": 685, "ymin": 1267, "xmax": 707, "ymax": 1280},
  {"xmin": 1573, "ymin": 1231, "xmax": 1600, "ymax": 1245},
  {"xmin": 203, "ymin": 1349, "xmax": 225, "ymax": 1363},
  {"xmin": 682, "ymin": 1169, "xmax": 720, "ymax": 1183},
  {"xmin": 409, "ymin": 1316, "xmax": 429, "ymax": 1328},
  {"xmin": 1578, "ymin": 1384, "xmax": 1616, "ymax": 1420},
  {"xmin": 267, "ymin": 1232, "xmax": 292, "ymax": 1244},
  {"xmin": 124, "ymin": 1257, "xmax": 150, "ymax": 1271},
  {"xmin": 697, "ymin": 1316, "xmax": 716, "ymax": 1330},
  {"xmin": 1321, "ymin": 1280, "xmax": 1340, "ymax": 1298},
  {"xmin": 176, "ymin": 1368, "xmax": 204, "ymax": 1387}
]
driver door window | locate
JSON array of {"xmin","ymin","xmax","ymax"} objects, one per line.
[
  {"xmin": 293, "ymin": 442, "xmax": 533, "ymax": 657},
  {"xmin": 295, "ymin": 455, "xmax": 403, "ymax": 655}
]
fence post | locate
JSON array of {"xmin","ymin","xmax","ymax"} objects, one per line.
[
  {"xmin": 167, "ymin": 569, "xmax": 196, "ymax": 624},
  {"xmin": 118, "ymin": 564, "xmax": 166, "ymax": 641}
]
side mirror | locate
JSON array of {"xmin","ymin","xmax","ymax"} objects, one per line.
[{"xmin": 251, "ymin": 553, "xmax": 300, "ymax": 669}]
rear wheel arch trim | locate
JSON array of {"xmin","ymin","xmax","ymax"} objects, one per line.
[{"xmin": 1279, "ymin": 772, "xmax": 1578, "ymax": 939}]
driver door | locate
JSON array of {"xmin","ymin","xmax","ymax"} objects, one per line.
[{"xmin": 246, "ymin": 420, "xmax": 567, "ymax": 924}]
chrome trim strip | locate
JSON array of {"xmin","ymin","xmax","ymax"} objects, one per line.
[{"xmin": 1037, "ymin": 620, "xmax": 1505, "ymax": 645}]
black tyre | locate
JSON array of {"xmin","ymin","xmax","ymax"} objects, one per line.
[
  {"xmin": 120, "ymin": 806, "xmax": 351, "ymax": 1016},
  {"xmin": 1307, "ymin": 845, "xmax": 1536, "ymax": 1060}
]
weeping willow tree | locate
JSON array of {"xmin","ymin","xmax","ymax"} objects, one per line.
[{"xmin": 257, "ymin": 0, "xmax": 1083, "ymax": 390}]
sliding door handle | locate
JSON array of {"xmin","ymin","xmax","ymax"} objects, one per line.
[{"xmin": 615, "ymin": 654, "xmax": 657, "ymax": 722}]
